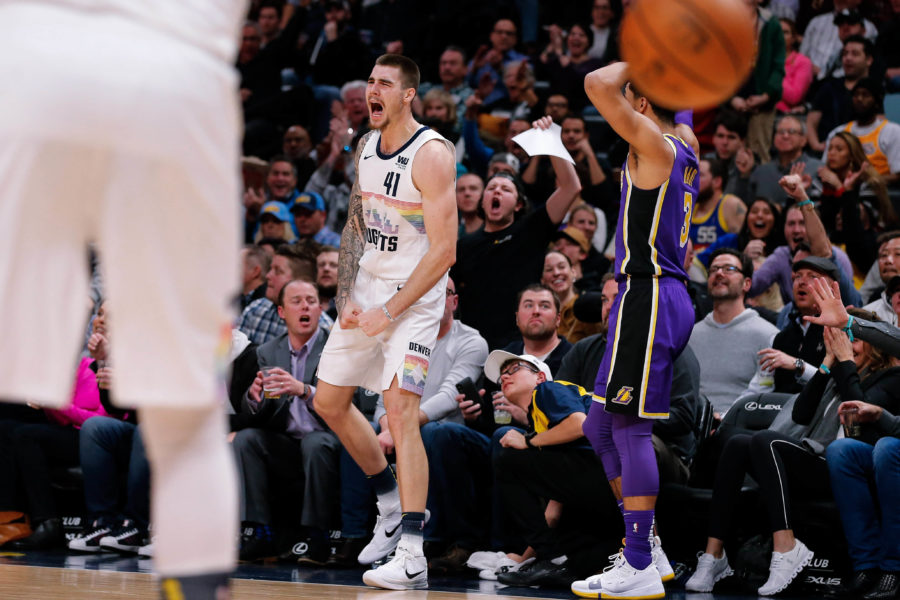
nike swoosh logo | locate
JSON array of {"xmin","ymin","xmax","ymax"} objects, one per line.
[
  {"xmin": 384, "ymin": 523, "xmax": 401, "ymax": 538},
  {"xmin": 363, "ymin": 154, "xmax": 374, "ymax": 160},
  {"xmin": 396, "ymin": 284, "xmax": 403, "ymax": 291},
  {"xmin": 406, "ymin": 568, "xmax": 425, "ymax": 579}
]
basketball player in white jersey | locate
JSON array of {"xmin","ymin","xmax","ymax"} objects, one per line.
[
  {"xmin": 0, "ymin": 2, "xmax": 247, "ymax": 598},
  {"xmin": 313, "ymin": 54, "xmax": 457, "ymax": 590}
]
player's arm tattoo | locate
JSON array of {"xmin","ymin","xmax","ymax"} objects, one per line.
[{"xmin": 336, "ymin": 131, "xmax": 374, "ymax": 316}]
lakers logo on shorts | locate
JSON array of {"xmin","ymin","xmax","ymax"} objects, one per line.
[
  {"xmin": 401, "ymin": 354, "xmax": 428, "ymax": 396},
  {"xmin": 612, "ymin": 386, "xmax": 634, "ymax": 406}
]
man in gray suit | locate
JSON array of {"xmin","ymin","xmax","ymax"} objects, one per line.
[{"xmin": 233, "ymin": 279, "xmax": 340, "ymax": 563}]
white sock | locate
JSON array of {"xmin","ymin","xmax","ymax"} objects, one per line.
[
  {"xmin": 376, "ymin": 487, "xmax": 401, "ymax": 513},
  {"xmin": 140, "ymin": 405, "xmax": 237, "ymax": 576},
  {"xmin": 399, "ymin": 533, "xmax": 423, "ymax": 557}
]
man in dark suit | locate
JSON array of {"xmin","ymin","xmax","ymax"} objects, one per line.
[{"xmin": 232, "ymin": 279, "xmax": 340, "ymax": 563}]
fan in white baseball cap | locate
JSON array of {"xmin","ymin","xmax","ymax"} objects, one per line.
[{"xmin": 484, "ymin": 350, "xmax": 553, "ymax": 384}]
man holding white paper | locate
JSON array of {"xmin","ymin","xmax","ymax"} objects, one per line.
[{"xmin": 451, "ymin": 116, "xmax": 581, "ymax": 350}]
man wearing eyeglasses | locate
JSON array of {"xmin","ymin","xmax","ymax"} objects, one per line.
[
  {"xmin": 749, "ymin": 115, "xmax": 824, "ymax": 204},
  {"xmin": 688, "ymin": 249, "xmax": 779, "ymax": 416},
  {"xmin": 466, "ymin": 18, "xmax": 529, "ymax": 105}
]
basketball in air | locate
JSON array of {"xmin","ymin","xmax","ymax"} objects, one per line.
[{"xmin": 619, "ymin": 0, "xmax": 756, "ymax": 110}]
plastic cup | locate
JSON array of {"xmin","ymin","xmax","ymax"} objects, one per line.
[
  {"xmin": 842, "ymin": 407, "xmax": 861, "ymax": 438},
  {"xmin": 262, "ymin": 366, "xmax": 281, "ymax": 399}
]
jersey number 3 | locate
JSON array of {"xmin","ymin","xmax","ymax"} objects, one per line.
[
  {"xmin": 383, "ymin": 171, "xmax": 400, "ymax": 197},
  {"xmin": 680, "ymin": 192, "xmax": 693, "ymax": 248}
]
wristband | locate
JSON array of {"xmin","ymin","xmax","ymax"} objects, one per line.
[
  {"xmin": 382, "ymin": 305, "xmax": 395, "ymax": 322},
  {"xmin": 796, "ymin": 199, "xmax": 813, "ymax": 208},
  {"xmin": 819, "ymin": 364, "xmax": 831, "ymax": 375},
  {"xmin": 524, "ymin": 431, "xmax": 540, "ymax": 449},
  {"xmin": 843, "ymin": 315, "xmax": 854, "ymax": 342}
]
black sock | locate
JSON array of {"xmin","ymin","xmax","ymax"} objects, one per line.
[
  {"xmin": 367, "ymin": 465, "xmax": 398, "ymax": 496},
  {"xmin": 400, "ymin": 512, "xmax": 426, "ymax": 537}
]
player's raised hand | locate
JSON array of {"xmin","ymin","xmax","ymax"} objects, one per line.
[
  {"xmin": 358, "ymin": 305, "xmax": 391, "ymax": 337},
  {"xmin": 338, "ymin": 299, "xmax": 363, "ymax": 330}
]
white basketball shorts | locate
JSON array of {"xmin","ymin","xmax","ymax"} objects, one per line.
[{"xmin": 317, "ymin": 267, "xmax": 448, "ymax": 395}]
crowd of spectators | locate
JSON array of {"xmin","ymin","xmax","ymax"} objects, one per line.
[{"xmin": 2, "ymin": 0, "xmax": 900, "ymax": 597}]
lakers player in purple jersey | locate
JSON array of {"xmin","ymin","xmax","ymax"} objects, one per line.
[{"xmin": 572, "ymin": 62, "xmax": 698, "ymax": 600}]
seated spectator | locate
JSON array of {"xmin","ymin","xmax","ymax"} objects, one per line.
[
  {"xmin": 302, "ymin": 1, "xmax": 369, "ymax": 89},
  {"xmin": 685, "ymin": 308, "xmax": 900, "ymax": 596},
  {"xmin": 282, "ymin": 125, "xmax": 316, "ymax": 190},
  {"xmin": 878, "ymin": 2, "xmax": 900, "ymax": 92},
  {"xmin": 703, "ymin": 110, "xmax": 754, "ymax": 201},
  {"xmin": 466, "ymin": 18, "xmax": 529, "ymax": 106},
  {"xmin": 864, "ymin": 233, "xmax": 900, "ymax": 321},
  {"xmin": 491, "ymin": 351, "xmax": 621, "ymax": 588},
  {"xmin": 536, "ymin": 23, "xmax": 604, "ymax": 113},
  {"xmin": 339, "ymin": 79, "xmax": 369, "ymax": 133},
  {"xmin": 821, "ymin": 9, "xmax": 868, "ymax": 81},
  {"xmin": 807, "ymin": 35, "xmax": 874, "ymax": 152},
  {"xmin": 688, "ymin": 249, "xmax": 779, "ymax": 416},
  {"xmin": 291, "ymin": 191, "xmax": 341, "ymax": 247},
  {"xmin": 315, "ymin": 245, "xmax": 339, "ymax": 319},
  {"xmin": 587, "ymin": 0, "xmax": 619, "ymax": 64},
  {"xmin": 461, "ymin": 111, "xmax": 530, "ymax": 177},
  {"xmin": 243, "ymin": 156, "xmax": 302, "ymax": 243},
  {"xmin": 564, "ymin": 201, "xmax": 608, "ymax": 257},
  {"xmin": 763, "ymin": 256, "xmax": 839, "ymax": 394},
  {"xmin": 542, "ymin": 251, "xmax": 603, "ymax": 344},
  {"xmin": 417, "ymin": 46, "xmax": 474, "ymax": 132},
  {"xmin": 820, "ymin": 131, "xmax": 896, "ymax": 275},
  {"xmin": 689, "ymin": 158, "xmax": 747, "ymax": 253},
  {"xmin": 775, "ymin": 18, "xmax": 813, "ymax": 115},
  {"xmin": 456, "ymin": 173, "xmax": 484, "ymax": 235},
  {"xmin": 453, "ymin": 117, "xmax": 581, "ymax": 350},
  {"xmin": 255, "ymin": 200, "xmax": 297, "ymax": 243},
  {"xmin": 304, "ymin": 121, "xmax": 355, "ymax": 233},
  {"xmin": 544, "ymin": 94, "xmax": 570, "ymax": 124},
  {"xmin": 68, "ymin": 310, "xmax": 150, "ymax": 555},
  {"xmin": 501, "ymin": 284, "xmax": 573, "ymax": 376},
  {"xmin": 478, "ymin": 61, "xmax": 543, "ymax": 135},
  {"xmin": 749, "ymin": 115, "xmax": 824, "ymax": 204},
  {"xmin": 239, "ymin": 243, "xmax": 320, "ymax": 345},
  {"xmin": 799, "ymin": 3, "xmax": 878, "ymax": 81},
  {"xmin": 750, "ymin": 174, "xmax": 859, "ymax": 307},
  {"xmin": 421, "ymin": 88, "xmax": 461, "ymax": 146},
  {"xmin": 825, "ymin": 78, "xmax": 900, "ymax": 187},
  {"xmin": 240, "ymin": 245, "xmax": 270, "ymax": 312},
  {"xmin": 487, "ymin": 152, "xmax": 520, "ymax": 178},
  {"xmin": 0, "ymin": 357, "xmax": 107, "ymax": 549},
  {"xmin": 234, "ymin": 279, "xmax": 339, "ymax": 563},
  {"xmin": 826, "ymin": 399, "xmax": 900, "ymax": 599}
]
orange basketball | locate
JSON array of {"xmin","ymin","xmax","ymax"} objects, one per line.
[{"xmin": 619, "ymin": 0, "xmax": 756, "ymax": 110}]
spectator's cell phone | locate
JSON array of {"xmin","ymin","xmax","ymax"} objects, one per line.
[{"xmin": 455, "ymin": 377, "xmax": 480, "ymax": 405}]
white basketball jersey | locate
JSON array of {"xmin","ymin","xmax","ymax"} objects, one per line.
[{"xmin": 357, "ymin": 126, "xmax": 446, "ymax": 281}]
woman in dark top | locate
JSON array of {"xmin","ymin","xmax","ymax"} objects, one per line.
[
  {"xmin": 536, "ymin": 23, "xmax": 604, "ymax": 113},
  {"xmin": 685, "ymin": 308, "xmax": 900, "ymax": 595}
]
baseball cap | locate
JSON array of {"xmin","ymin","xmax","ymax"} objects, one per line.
[
  {"xmin": 553, "ymin": 225, "xmax": 591, "ymax": 254},
  {"xmin": 792, "ymin": 256, "xmax": 840, "ymax": 281},
  {"xmin": 259, "ymin": 201, "xmax": 292, "ymax": 222},
  {"xmin": 484, "ymin": 350, "xmax": 553, "ymax": 384},
  {"xmin": 290, "ymin": 191, "xmax": 326, "ymax": 213},
  {"xmin": 489, "ymin": 152, "xmax": 521, "ymax": 172},
  {"xmin": 834, "ymin": 8, "xmax": 863, "ymax": 25}
]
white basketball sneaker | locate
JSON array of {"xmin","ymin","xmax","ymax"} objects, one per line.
[
  {"xmin": 362, "ymin": 540, "xmax": 428, "ymax": 590},
  {"xmin": 598, "ymin": 550, "xmax": 665, "ymax": 599},
  {"xmin": 651, "ymin": 536, "xmax": 675, "ymax": 582},
  {"xmin": 685, "ymin": 551, "xmax": 734, "ymax": 592},
  {"xmin": 357, "ymin": 500, "xmax": 402, "ymax": 565}
]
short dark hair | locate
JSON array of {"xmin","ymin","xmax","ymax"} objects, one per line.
[
  {"xmin": 791, "ymin": 241, "xmax": 811, "ymax": 257},
  {"xmin": 268, "ymin": 155, "xmax": 298, "ymax": 179},
  {"xmin": 276, "ymin": 278, "xmax": 318, "ymax": 307},
  {"xmin": 244, "ymin": 244, "xmax": 271, "ymax": 274},
  {"xmin": 706, "ymin": 157, "xmax": 729, "ymax": 189},
  {"xmin": 258, "ymin": 0, "xmax": 282, "ymax": 18},
  {"xmin": 843, "ymin": 34, "xmax": 874, "ymax": 57},
  {"xmin": 375, "ymin": 54, "xmax": 420, "ymax": 91},
  {"xmin": 275, "ymin": 243, "xmax": 317, "ymax": 281},
  {"xmin": 709, "ymin": 247, "xmax": 753, "ymax": 279},
  {"xmin": 624, "ymin": 81, "xmax": 675, "ymax": 125},
  {"xmin": 258, "ymin": 237, "xmax": 287, "ymax": 251},
  {"xmin": 443, "ymin": 45, "xmax": 467, "ymax": 63},
  {"xmin": 877, "ymin": 230, "xmax": 900, "ymax": 248},
  {"xmin": 317, "ymin": 244, "xmax": 339, "ymax": 256},
  {"xmin": 561, "ymin": 113, "xmax": 587, "ymax": 128},
  {"xmin": 515, "ymin": 283, "xmax": 561, "ymax": 314},
  {"xmin": 714, "ymin": 109, "xmax": 748, "ymax": 139}
]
